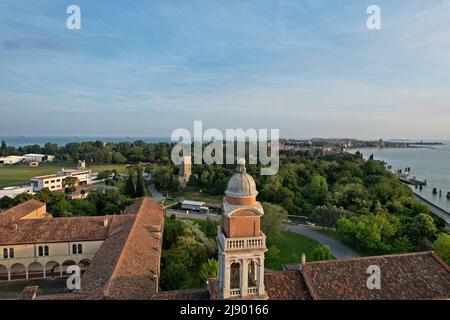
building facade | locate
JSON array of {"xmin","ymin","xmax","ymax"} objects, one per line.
[{"xmin": 31, "ymin": 168, "xmax": 97, "ymax": 192}]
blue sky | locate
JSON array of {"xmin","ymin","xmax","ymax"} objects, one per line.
[{"xmin": 1, "ymin": 0, "xmax": 450, "ymax": 139}]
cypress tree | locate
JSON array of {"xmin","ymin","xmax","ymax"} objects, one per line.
[
  {"xmin": 0, "ymin": 140, "xmax": 6, "ymax": 156},
  {"xmin": 135, "ymin": 167, "xmax": 146, "ymax": 197},
  {"xmin": 125, "ymin": 170, "xmax": 136, "ymax": 198}
]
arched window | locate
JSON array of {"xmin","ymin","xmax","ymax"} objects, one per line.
[
  {"xmin": 44, "ymin": 246, "xmax": 49, "ymax": 256},
  {"xmin": 230, "ymin": 262, "xmax": 240, "ymax": 289},
  {"xmin": 3, "ymin": 248, "xmax": 7, "ymax": 259},
  {"xmin": 72, "ymin": 244, "xmax": 77, "ymax": 254},
  {"xmin": 38, "ymin": 246, "xmax": 43, "ymax": 256},
  {"xmin": 77, "ymin": 244, "xmax": 82, "ymax": 254},
  {"xmin": 248, "ymin": 260, "xmax": 256, "ymax": 287},
  {"xmin": 9, "ymin": 248, "xmax": 14, "ymax": 259}
]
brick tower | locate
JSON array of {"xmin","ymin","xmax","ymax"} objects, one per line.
[{"xmin": 217, "ymin": 159, "xmax": 267, "ymax": 299}]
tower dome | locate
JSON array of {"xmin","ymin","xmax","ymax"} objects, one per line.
[{"xmin": 225, "ymin": 159, "xmax": 258, "ymax": 198}]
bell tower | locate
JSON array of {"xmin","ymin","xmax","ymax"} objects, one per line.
[{"xmin": 217, "ymin": 159, "xmax": 267, "ymax": 299}]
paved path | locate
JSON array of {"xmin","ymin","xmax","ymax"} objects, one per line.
[
  {"xmin": 285, "ymin": 224, "xmax": 359, "ymax": 259},
  {"xmin": 413, "ymin": 193, "xmax": 450, "ymax": 229},
  {"xmin": 166, "ymin": 209, "xmax": 221, "ymax": 221},
  {"xmin": 148, "ymin": 184, "xmax": 166, "ymax": 202}
]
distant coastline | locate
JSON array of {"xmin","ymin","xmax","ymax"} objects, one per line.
[{"xmin": 0, "ymin": 136, "xmax": 171, "ymax": 147}]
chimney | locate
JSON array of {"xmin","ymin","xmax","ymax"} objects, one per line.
[
  {"xmin": 301, "ymin": 253, "xmax": 306, "ymax": 265},
  {"xmin": 103, "ymin": 218, "xmax": 109, "ymax": 228}
]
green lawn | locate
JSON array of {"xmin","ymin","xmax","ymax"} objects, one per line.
[
  {"xmin": 0, "ymin": 162, "xmax": 127, "ymax": 188},
  {"xmin": 190, "ymin": 219, "xmax": 219, "ymax": 239},
  {"xmin": 265, "ymin": 231, "xmax": 334, "ymax": 271},
  {"xmin": 311, "ymin": 226, "xmax": 379, "ymax": 257}
]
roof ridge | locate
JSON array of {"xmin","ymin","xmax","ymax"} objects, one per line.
[
  {"xmin": 431, "ymin": 251, "xmax": 450, "ymax": 272},
  {"xmin": 102, "ymin": 198, "xmax": 148, "ymax": 297},
  {"xmin": 304, "ymin": 251, "xmax": 434, "ymax": 265},
  {"xmin": 299, "ymin": 268, "xmax": 319, "ymax": 300}
]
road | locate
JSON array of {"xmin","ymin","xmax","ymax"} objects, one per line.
[
  {"xmin": 413, "ymin": 193, "xmax": 450, "ymax": 229},
  {"xmin": 285, "ymin": 224, "xmax": 359, "ymax": 259},
  {"xmin": 165, "ymin": 209, "xmax": 221, "ymax": 221},
  {"xmin": 148, "ymin": 184, "xmax": 166, "ymax": 202}
]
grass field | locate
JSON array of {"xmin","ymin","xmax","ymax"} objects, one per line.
[
  {"xmin": 265, "ymin": 231, "xmax": 334, "ymax": 270},
  {"xmin": 0, "ymin": 161, "xmax": 127, "ymax": 188}
]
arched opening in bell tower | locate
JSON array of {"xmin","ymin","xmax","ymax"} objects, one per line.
[
  {"xmin": 248, "ymin": 260, "xmax": 257, "ymax": 287},
  {"xmin": 230, "ymin": 262, "xmax": 241, "ymax": 289}
]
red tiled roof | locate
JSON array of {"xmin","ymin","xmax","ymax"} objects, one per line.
[
  {"xmin": 0, "ymin": 200, "xmax": 46, "ymax": 224},
  {"xmin": 77, "ymin": 197, "xmax": 165, "ymax": 300},
  {"xmin": 301, "ymin": 251, "xmax": 450, "ymax": 300},
  {"xmin": 264, "ymin": 271, "xmax": 312, "ymax": 300},
  {"xmin": 152, "ymin": 288, "xmax": 211, "ymax": 300},
  {"xmin": 0, "ymin": 215, "xmax": 116, "ymax": 245},
  {"xmin": 207, "ymin": 271, "xmax": 312, "ymax": 300}
]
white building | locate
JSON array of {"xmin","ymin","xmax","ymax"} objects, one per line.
[
  {"xmin": 0, "ymin": 186, "xmax": 34, "ymax": 199},
  {"xmin": 23, "ymin": 154, "xmax": 55, "ymax": 162},
  {"xmin": 31, "ymin": 168, "xmax": 98, "ymax": 192},
  {"xmin": 0, "ymin": 156, "xmax": 25, "ymax": 165},
  {"xmin": 181, "ymin": 200, "xmax": 209, "ymax": 213}
]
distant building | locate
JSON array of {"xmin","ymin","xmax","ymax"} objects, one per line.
[
  {"xmin": 176, "ymin": 156, "xmax": 192, "ymax": 187},
  {"xmin": 30, "ymin": 168, "xmax": 98, "ymax": 192},
  {"xmin": 181, "ymin": 200, "xmax": 209, "ymax": 213},
  {"xmin": 0, "ymin": 186, "xmax": 34, "ymax": 199},
  {"xmin": 25, "ymin": 160, "xmax": 39, "ymax": 167},
  {"xmin": 0, "ymin": 156, "xmax": 25, "ymax": 165},
  {"xmin": 23, "ymin": 154, "xmax": 54, "ymax": 162}
]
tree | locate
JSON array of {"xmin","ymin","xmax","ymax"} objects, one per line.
[
  {"xmin": 53, "ymin": 199, "xmax": 73, "ymax": 217},
  {"xmin": 407, "ymin": 213, "xmax": 437, "ymax": 246},
  {"xmin": 125, "ymin": 170, "xmax": 136, "ymax": 198},
  {"xmin": 152, "ymin": 166, "xmax": 173, "ymax": 192},
  {"xmin": 311, "ymin": 206, "xmax": 351, "ymax": 229},
  {"xmin": 433, "ymin": 233, "xmax": 450, "ymax": 265},
  {"xmin": 70, "ymin": 199, "xmax": 97, "ymax": 216},
  {"xmin": 199, "ymin": 258, "xmax": 219, "ymax": 284},
  {"xmin": 0, "ymin": 196, "xmax": 14, "ymax": 210},
  {"xmin": 312, "ymin": 245, "xmax": 332, "ymax": 261},
  {"xmin": 160, "ymin": 263, "xmax": 188, "ymax": 290},
  {"xmin": 261, "ymin": 202, "xmax": 287, "ymax": 240},
  {"xmin": 0, "ymin": 140, "xmax": 6, "ymax": 156},
  {"xmin": 14, "ymin": 192, "xmax": 33, "ymax": 205},
  {"xmin": 308, "ymin": 174, "xmax": 328, "ymax": 205},
  {"xmin": 63, "ymin": 177, "xmax": 79, "ymax": 189},
  {"xmin": 135, "ymin": 167, "xmax": 146, "ymax": 197}
]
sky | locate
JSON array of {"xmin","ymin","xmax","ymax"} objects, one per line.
[{"xmin": 0, "ymin": 0, "xmax": 450, "ymax": 139}]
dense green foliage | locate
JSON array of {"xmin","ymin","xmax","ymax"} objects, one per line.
[
  {"xmin": 0, "ymin": 140, "xmax": 173, "ymax": 164},
  {"xmin": 433, "ymin": 233, "xmax": 450, "ymax": 264},
  {"xmin": 160, "ymin": 219, "xmax": 218, "ymax": 290},
  {"xmin": 157, "ymin": 152, "xmax": 446, "ymax": 256},
  {"xmin": 0, "ymin": 188, "xmax": 133, "ymax": 217}
]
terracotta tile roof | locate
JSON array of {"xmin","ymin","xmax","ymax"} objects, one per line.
[
  {"xmin": 207, "ymin": 271, "xmax": 312, "ymax": 300},
  {"xmin": 0, "ymin": 215, "xmax": 115, "ymax": 245},
  {"xmin": 0, "ymin": 200, "xmax": 46, "ymax": 224},
  {"xmin": 152, "ymin": 288, "xmax": 211, "ymax": 300},
  {"xmin": 264, "ymin": 271, "xmax": 312, "ymax": 300},
  {"xmin": 301, "ymin": 251, "xmax": 450, "ymax": 300},
  {"xmin": 77, "ymin": 197, "xmax": 165, "ymax": 300}
]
